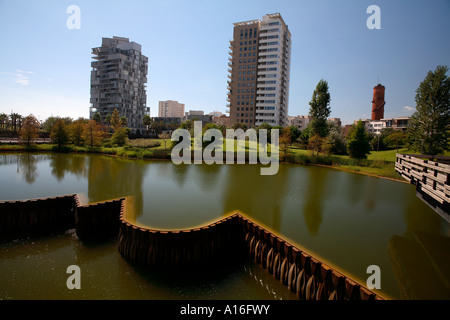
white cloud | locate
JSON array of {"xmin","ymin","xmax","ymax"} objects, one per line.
[
  {"xmin": 403, "ymin": 106, "xmax": 415, "ymax": 112},
  {"xmin": 15, "ymin": 73, "xmax": 30, "ymax": 86},
  {"xmin": 16, "ymin": 70, "xmax": 34, "ymax": 74},
  {"xmin": 0, "ymin": 70, "xmax": 34, "ymax": 86}
]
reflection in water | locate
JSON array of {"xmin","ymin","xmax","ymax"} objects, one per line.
[
  {"xmin": 193, "ymin": 164, "xmax": 224, "ymax": 193},
  {"xmin": 170, "ymin": 163, "xmax": 190, "ymax": 189},
  {"xmin": 387, "ymin": 192, "xmax": 450, "ymax": 299},
  {"xmin": 18, "ymin": 154, "xmax": 39, "ymax": 184},
  {"xmin": 49, "ymin": 154, "xmax": 89, "ymax": 182},
  {"xmin": 221, "ymin": 164, "xmax": 290, "ymax": 233},
  {"xmin": 86, "ymin": 156, "xmax": 147, "ymax": 216},
  {"xmin": 1, "ymin": 153, "xmax": 449, "ymax": 299},
  {"xmin": 346, "ymin": 172, "xmax": 365, "ymax": 206},
  {"xmin": 302, "ymin": 168, "xmax": 327, "ymax": 236}
]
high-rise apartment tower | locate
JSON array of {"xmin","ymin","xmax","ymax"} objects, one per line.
[
  {"xmin": 227, "ymin": 13, "xmax": 291, "ymax": 127},
  {"xmin": 90, "ymin": 36, "xmax": 149, "ymax": 134},
  {"xmin": 158, "ymin": 100, "xmax": 185, "ymax": 118}
]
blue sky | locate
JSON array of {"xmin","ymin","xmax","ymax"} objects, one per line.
[{"xmin": 0, "ymin": 0, "xmax": 449, "ymax": 125}]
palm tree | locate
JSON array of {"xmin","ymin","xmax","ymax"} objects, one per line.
[
  {"xmin": 0, "ymin": 113, "xmax": 9, "ymax": 132},
  {"xmin": 143, "ymin": 115, "xmax": 152, "ymax": 137},
  {"xmin": 10, "ymin": 113, "xmax": 22, "ymax": 133}
]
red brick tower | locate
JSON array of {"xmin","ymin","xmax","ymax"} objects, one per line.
[{"xmin": 371, "ymin": 84, "xmax": 385, "ymax": 120}]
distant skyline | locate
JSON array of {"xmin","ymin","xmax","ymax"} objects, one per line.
[{"xmin": 0, "ymin": 0, "xmax": 449, "ymax": 125}]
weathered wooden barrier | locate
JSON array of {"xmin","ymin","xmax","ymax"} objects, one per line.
[
  {"xmin": 395, "ymin": 153, "xmax": 450, "ymax": 221},
  {"xmin": 237, "ymin": 214, "xmax": 380, "ymax": 300},
  {"xmin": 0, "ymin": 194, "xmax": 123, "ymax": 241},
  {"xmin": 1, "ymin": 194, "xmax": 384, "ymax": 300},
  {"xmin": 117, "ymin": 212, "xmax": 247, "ymax": 270},
  {"xmin": 75, "ymin": 196, "xmax": 124, "ymax": 241},
  {"xmin": 117, "ymin": 205, "xmax": 383, "ymax": 300},
  {"xmin": 0, "ymin": 195, "xmax": 77, "ymax": 240}
]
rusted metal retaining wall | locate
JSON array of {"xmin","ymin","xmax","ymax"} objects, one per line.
[
  {"xmin": 117, "ymin": 207, "xmax": 383, "ymax": 300},
  {"xmin": 238, "ymin": 215, "xmax": 381, "ymax": 300},
  {"xmin": 0, "ymin": 195, "xmax": 77, "ymax": 240},
  {"xmin": 1, "ymin": 194, "xmax": 383, "ymax": 299},
  {"xmin": 395, "ymin": 153, "xmax": 450, "ymax": 221},
  {"xmin": 0, "ymin": 194, "xmax": 124, "ymax": 241},
  {"xmin": 117, "ymin": 212, "xmax": 247, "ymax": 270},
  {"xmin": 75, "ymin": 197, "xmax": 124, "ymax": 241}
]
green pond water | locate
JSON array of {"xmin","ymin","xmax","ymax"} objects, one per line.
[{"xmin": 0, "ymin": 153, "xmax": 449, "ymax": 300}]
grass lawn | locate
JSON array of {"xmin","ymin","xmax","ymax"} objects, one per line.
[{"xmin": 366, "ymin": 148, "xmax": 409, "ymax": 162}]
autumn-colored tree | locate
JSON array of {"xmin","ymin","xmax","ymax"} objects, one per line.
[
  {"xmin": 69, "ymin": 119, "xmax": 87, "ymax": 146},
  {"xmin": 308, "ymin": 134, "xmax": 324, "ymax": 156},
  {"xmin": 50, "ymin": 119, "xmax": 70, "ymax": 148},
  {"xmin": 279, "ymin": 128, "xmax": 292, "ymax": 161},
  {"xmin": 84, "ymin": 120, "xmax": 103, "ymax": 148},
  {"xmin": 19, "ymin": 114, "xmax": 40, "ymax": 146},
  {"xmin": 110, "ymin": 108, "xmax": 122, "ymax": 131}
]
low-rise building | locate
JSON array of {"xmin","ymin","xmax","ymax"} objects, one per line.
[
  {"xmin": 213, "ymin": 114, "xmax": 231, "ymax": 127},
  {"xmin": 288, "ymin": 115, "xmax": 313, "ymax": 130},
  {"xmin": 158, "ymin": 100, "xmax": 185, "ymax": 118},
  {"xmin": 357, "ymin": 116, "xmax": 411, "ymax": 135}
]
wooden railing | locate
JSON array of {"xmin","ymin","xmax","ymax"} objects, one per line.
[{"xmin": 395, "ymin": 154, "xmax": 450, "ymax": 221}]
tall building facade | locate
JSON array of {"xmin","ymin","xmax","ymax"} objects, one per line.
[
  {"xmin": 227, "ymin": 13, "xmax": 291, "ymax": 127},
  {"xmin": 158, "ymin": 100, "xmax": 185, "ymax": 118},
  {"xmin": 371, "ymin": 84, "xmax": 385, "ymax": 120},
  {"xmin": 90, "ymin": 36, "xmax": 149, "ymax": 134}
]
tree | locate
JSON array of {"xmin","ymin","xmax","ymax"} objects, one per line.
[
  {"xmin": 308, "ymin": 134, "xmax": 324, "ymax": 156},
  {"xmin": 69, "ymin": 119, "xmax": 87, "ymax": 146},
  {"xmin": 158, "ymin": 133, "xmax": 171, "ymax": 150},
  {"xmin": 347, "ymin": 120, "xmax": 371, "ymax": 159},
  {"xmin": 0, "ymin": 113, "xmax": 9, "ymax": 132},
  {"xmin": 152, "ymin": 120, "xmax": 164, "ymax": 134},
  {"xmin": 42, "ymin": 116, "xmax": 59, "ymax": 134},
  {"xmin": 143, "ymin": 115, "xmax": 152, "ymax": 137},
  {"xmin": 10, "ymin": 113, "xmax": 22, "ymax": 133},
  {"xmin": 279, "ymin": 127, "xmax": 292, "ymax": 160},
  {"xmin": 327, "ymin": 121, "xmax": 347, "ymax": 155},
  {"xmin": 110, "ymin": 108, "xmax": 121, "ymax": 131},
  {"xmin": 297, "ymin": 126, "xmax": 311, "ymax": 149},
  {"xmin": 407, "ymin": 65, "xmax": 449, "ymax": 155},
  {"xmin": 309, "ymin": 79, "xmax": 331, "ymax": 138},
  {"xmin": 93, "ymin": 112, "xmax": 101, "ymax": 123},
  {"xmin": 120, "ymin": 116, "xmax": 128, "ymax": 127},
  {"xmin": 83, "ymin": 120, "xmax": 103, "ymax": 148},
  {"xmin": 288, "ymin": 126, "xmax": 301, "ymax": 145},
  {"xmin": 105, "ymin": 114, "xmax": 112, "ymax": 126},
  {"xmin": 112, "ymin": 128, "xmax": 128, "ymax": 146},
  {"xmin": 50, "ymin": 119, "xmax": 70, "ymax": 148},
  {"xmin": 383, "ymin": 131, "xmax": 407, "ymax": 151},
  {"xmin": 19, "ymin": 114, "xmax": 40, "ymax": 146},
  {"xmin": 232, "ymin": 122, "xmax": 247, "ymax": 131}
]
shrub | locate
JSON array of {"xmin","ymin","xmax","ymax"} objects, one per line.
[{"xmin": 112, "ymin": 128, "xmax": 129, "ymax": 146}]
